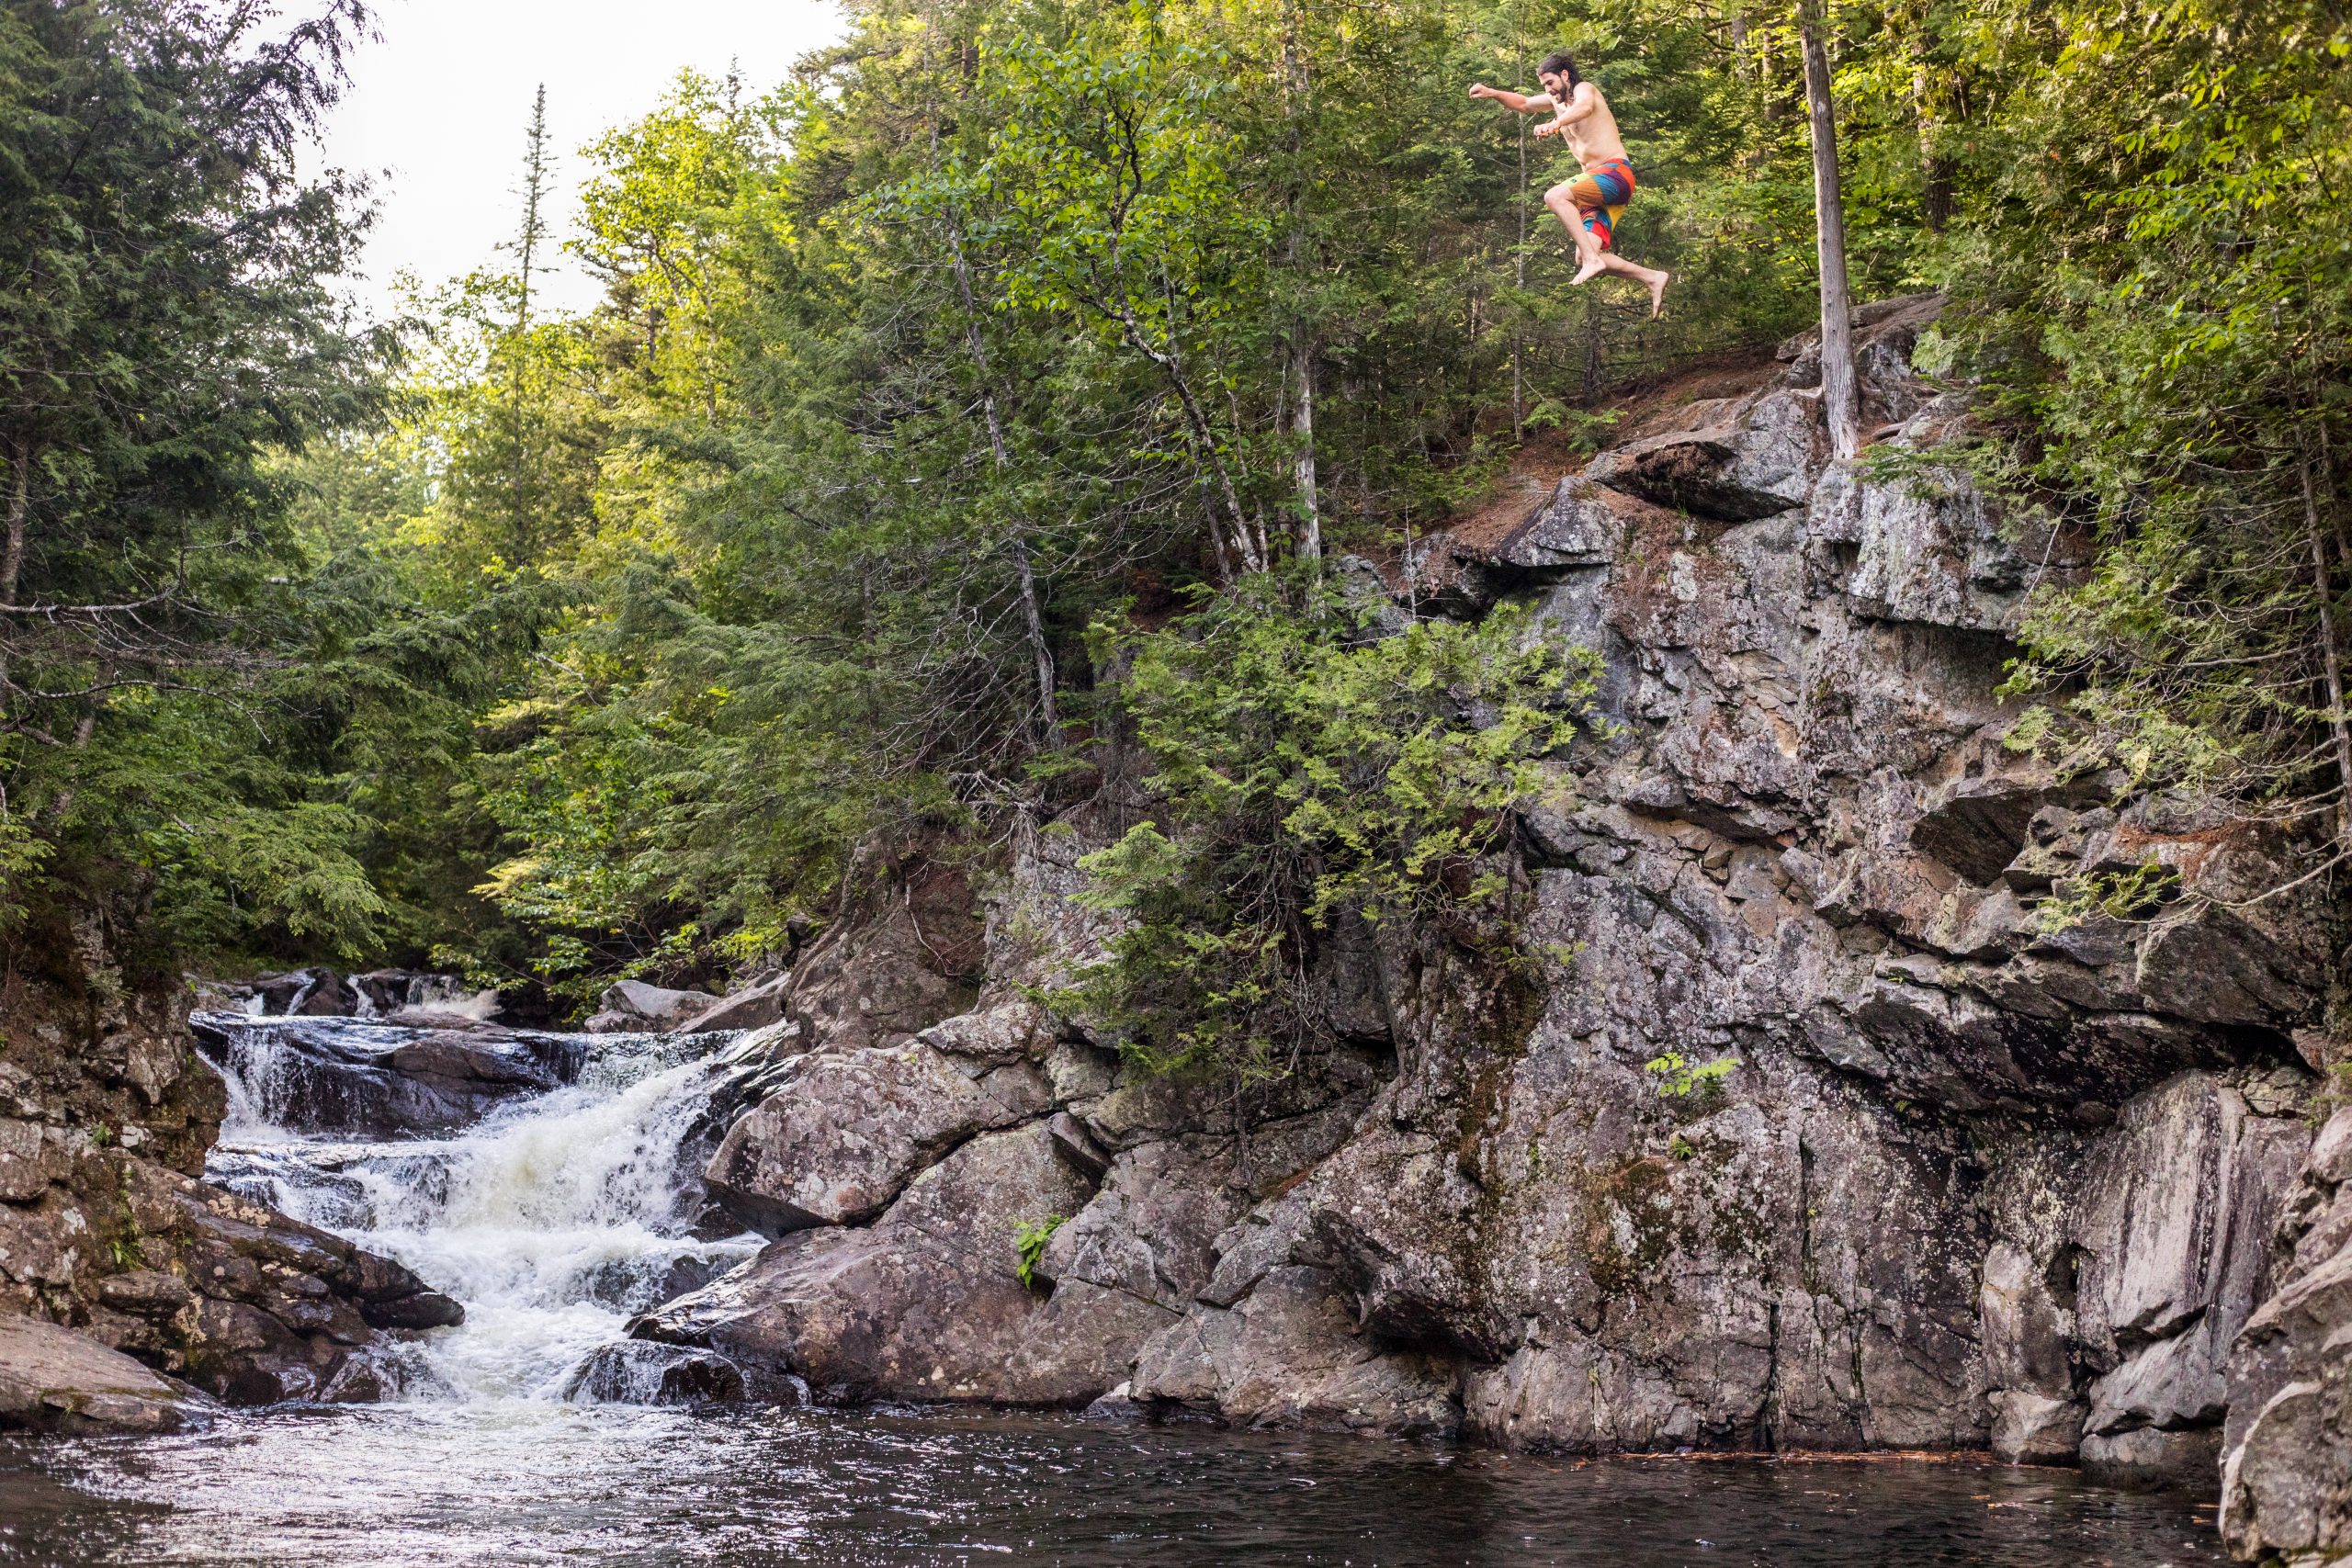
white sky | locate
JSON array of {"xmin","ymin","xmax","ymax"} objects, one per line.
[{"xmin": 317, "ymin": 0, "xmax": 849, "ymax": 318}]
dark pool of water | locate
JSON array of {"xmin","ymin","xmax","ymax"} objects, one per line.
[{"xmin": 0, "ymin": 1406, "xmax": 2223, "ymax": 1568}]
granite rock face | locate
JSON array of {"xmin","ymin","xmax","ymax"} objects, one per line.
[
  {"xmin": 703, "ymin": 1042, "xmax": 1029, "ymax": 1233},
  {"xmin": 633, "ymin": 815, "xmax": 1384, "ymax": 1408},
  {"xmin": 645, "ymin": 1119, "xmax": 1184, "ymax": 1404},
  {"xmin": 2070, "ymin": 1075, "xmax": 2309, "ymax": 1484},
  {"xmin": 103, "ymin": 1160, "xmax": 463, "ymax": 1404},
  {"xmin": 657, "ymin": 299, "xmax": 2343, "ymax": 1527},
  {"xmin": 2221, "ymin": 1107, "xmax": 2352, "ymax": 1563},
  {"xmin": 779, "ymin": 891, "xmax": 981, "ymax": 1055},
  {"xmin": 0, "ymin": 1134, "xmax": 464, "ymax": 1409}
]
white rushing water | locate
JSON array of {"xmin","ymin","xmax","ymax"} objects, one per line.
[{"xmin": 204, "ymin": 1020, "xmax": 763, "ymax": 1404}]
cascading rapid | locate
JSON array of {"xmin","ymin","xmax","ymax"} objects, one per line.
[{"xmin": 196, "ymin": 1013, "xmax": 766, "ymax": 1404}]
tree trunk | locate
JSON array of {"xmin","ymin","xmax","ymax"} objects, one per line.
[
  {"xmin": 1511, "ymin": 19, "xmax": 1530, "ymax": 434},
  {"xmin": 1800, "ymin": 0, "xmax": 1862, "ymax": 461},
  {"xmin": 1115, "ymin": 302, "xmax": 1260, "ymax": 576},
  {"xmin": 1582, "ymin": 292, "xmax": 1604, "ymax": 397},
  {"xmin": 2301, "ymin": 452, "xmax": 2352, "ymax": 845},
  {"xmin": 0, "ymin": 428, "xmax": 25, "ymax": 715},
  {"xmin": 1290, "ymin": 335, "xmax": 1321, "ymax": 562},
  {"xmin": 949, "ymin": 229, "xmax": 1058, "ymax": 739},
  {"xmin": 1912, "ymin": 59, "xmax": 1954, "ymax": 232},
  {"xmin": 1279, "ymin": 1, "xmax": 1320, "ymax": 563},
  {"xmin": 508, "ymin": 86, "xmax": 553, "ymax": 552},
  {"xmin": 1732, "ymin": 12, "xmax": 1776, "ymax": 174},
  {"xmin": 1, "ymin": 430, "xmax": 27, "ymax": 614}
]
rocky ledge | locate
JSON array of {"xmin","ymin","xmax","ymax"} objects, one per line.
[{"xmin": 623, "ymin": 297, "xmax": 2349, "ymax": 1561}]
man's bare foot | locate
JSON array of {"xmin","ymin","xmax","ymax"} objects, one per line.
[
  {"xmin": 1572, "ymin": 254, "xmax": 1607, "ymax": 287},
  {"xmin": 1645, "ymin": 268, "xmax": 1670, "ymax": 318}
]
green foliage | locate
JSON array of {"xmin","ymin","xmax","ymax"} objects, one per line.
[
  {"xmin": 1057, "ymin": 574, "xmax": 1597, "ymax": 1078},
  {"xmin": 1932, "ymin": 0, "xmax": 2352, "ymax": 859},
  {"xmin": 9, "ymin": 0, "xmax": 2333, "ymax": 1008},
  {"xmin": 0, "ymin": 0, "xmax": 429, "ymax": 964},
  {"xmin": 0, "ymin": 804, "xmax": 46, "ymax": 931},
  {"xmin": 192, "ymin": 0, "xmax": 1853, "ymax": 986},
  {"xmin": 1644, "ymin": 1052, "xmax": 1739, "ymax": 1099},
  {"xmin": 1013, "ymin": 1213, "xmax": 1066, "ymax": 1289},
  {"xmin": 2030, "ymin": 857, "xmax": 2181, "ymax": 934},
  {"xmin": 435, "ymin": 0, "xmax": 1849, "ymax": 980}
]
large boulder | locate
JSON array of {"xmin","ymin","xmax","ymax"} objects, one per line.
[
  {"xmin": 561, "ymin": 1340, "xmax": 750, "ymax": 1406},
  {"xmin": 109, "ymin": 1161, "xmax": 461, "ymax": 1404},
  {"xmin": 1583, "ymin": 387, "xmax": 1819, "ymax": 523},
  {"xmin": 703, "ymin": 1042, "xmax": 1029, "ymax": 1234},
  {"xmin": 645, "ymin": 924, "xmax": 1374, "ymax": 1412},
  {"xmin": 780, "ymin": 898, "xmax": 978, "ymax": 1055},
  {"xmin": 686, "ymin": 972, "xmax": 792, "ymax": 1034},
  {"xmin": 583, "ymin": 979, "xmax": 719, "ymax": 1034},
  {"xmin": 0, "ymin": 1314, "xmax": 213, "ymax": 1435},
  {"xmin": 1130, "ymin": 1264, "xmax": 1460, "ymax": 1437},
  {"xmin": 1980, "ymin": 1240, "xmax": 2084, "ymax": 1461},
  {"xmin": 643, "ymin": 1121, "xmax": 1165, "ymax": 1404},
  {"xmin": 0, "ymin": 1157, "xmax": 458, "ymax": 1415}
]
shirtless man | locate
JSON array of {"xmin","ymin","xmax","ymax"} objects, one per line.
[{"xmin": 1471, "ymin": 52, "xmax": 1669, "ymax": 318}]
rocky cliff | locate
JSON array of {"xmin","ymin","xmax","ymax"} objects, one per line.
[{"xmin": 632, "ymin": 295, "xmax": 2350, "ymax": 1556}]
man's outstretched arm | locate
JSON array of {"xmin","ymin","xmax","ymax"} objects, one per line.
[{"xmin": 1468, "ymin": 83, "xmax": 1553, "ymax": 114}]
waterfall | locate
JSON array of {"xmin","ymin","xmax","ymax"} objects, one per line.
[{"xmin": 201, "ymin": 1016, "xmax": 763, "ymax": 1404}]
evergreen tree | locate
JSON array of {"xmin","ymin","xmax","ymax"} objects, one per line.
[{"xmin": 0, "ymin": 0, "xmax": 397, "ymax": 953}]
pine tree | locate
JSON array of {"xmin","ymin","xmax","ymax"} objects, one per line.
[{"xmin": 0, "ymin": 0, "xmax": 391, "ymax": 945}]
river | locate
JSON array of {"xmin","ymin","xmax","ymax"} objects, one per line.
[{"xmin": 0, "ymin": 1019, "xmax": 2226, "ymax": 1566}]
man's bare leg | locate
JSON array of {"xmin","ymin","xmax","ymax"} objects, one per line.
[
  {"xmin": 1544, "ymin": 182, "xmax": 1668, "ymax": 314},
  {"xmin": 1544, "ymin": 185, "xmax": 1609, "ymax": 285},
  {"xmin": 1596, "ymin": 252, "xmax": 1670, "ymax": 318}
]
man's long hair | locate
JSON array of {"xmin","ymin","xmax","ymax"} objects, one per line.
[{"xmin": 1537, "ymin": 51, "xmax": 1582, "ymax": 90}]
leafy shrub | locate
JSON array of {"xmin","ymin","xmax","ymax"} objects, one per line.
[
  {"xmin": 1057, "ymin": 572, "xmax": 1600, "ymax": 1081},
  {"xmin": 1645, "ymin": 1052, "xmax": 1741, "ymax": 1099},
  {"xmin": 1013, "ymin": 1214, "xmax": 1066, "ymax": 1289}
]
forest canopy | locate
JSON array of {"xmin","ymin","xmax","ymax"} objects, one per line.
[{"xmin": 1, "ymin": 0, "xmax": 2344, "ymax": 1026}]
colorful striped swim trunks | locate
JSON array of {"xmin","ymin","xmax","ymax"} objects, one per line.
[{"xmin": 1568, "ymin": 159, "xmax": 1636, "ymax": 251}]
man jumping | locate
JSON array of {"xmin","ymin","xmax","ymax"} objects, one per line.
[{"xmin": 1471, "ymin": 52, "xmax": 1669, "ymax": 318}]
